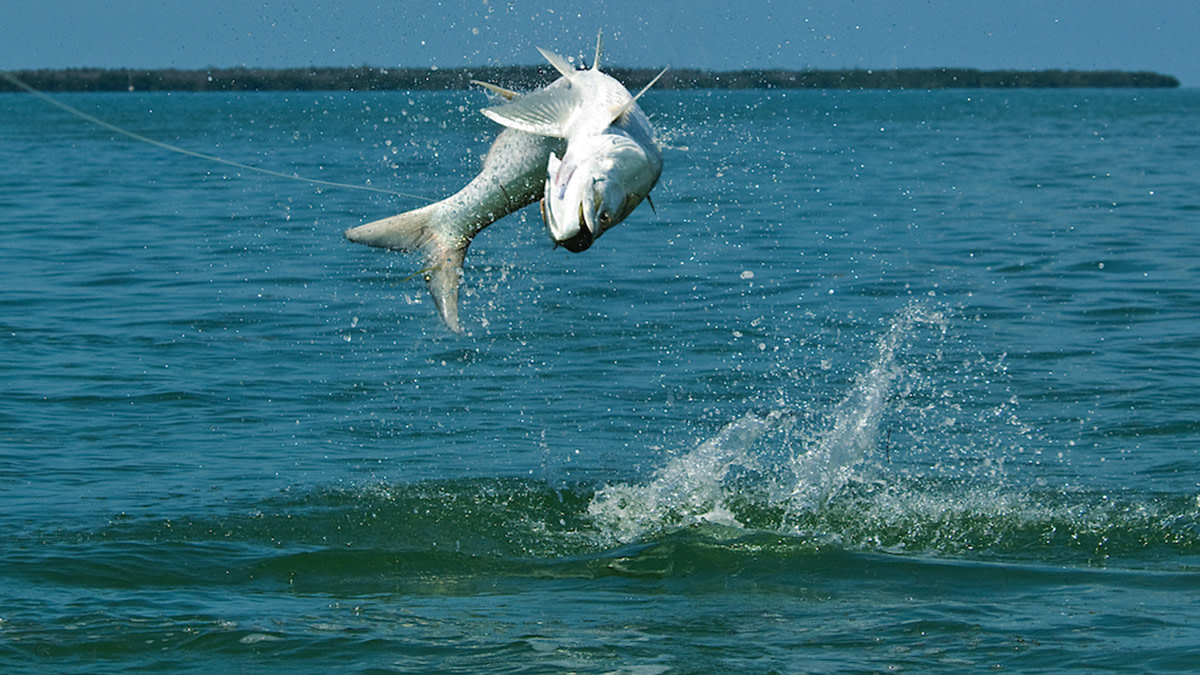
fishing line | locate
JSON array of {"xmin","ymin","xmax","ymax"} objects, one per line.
[{"xmin": 1, "ymin": 71, "xmax": 434, "ymax": 202}]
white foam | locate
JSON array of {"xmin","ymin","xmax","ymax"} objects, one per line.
[
  {"xmin": 588, "ymin": 302, "xmax": 948, "ymax": 543},
  {"xmin": 588, "ymin": 410, "xmax": 788, "ymax": 542}
]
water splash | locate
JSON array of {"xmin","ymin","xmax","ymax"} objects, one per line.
[
  {"xmin": 588, "ymin": 410, "xmax": 792, "ymax": 543},
  {"xmin": 787, "ymin": 302, "xmax": 946, "ymax": 510},
  {"xmin": 590, "ymin": 302, "xmax": 948, "ymax": 543}
]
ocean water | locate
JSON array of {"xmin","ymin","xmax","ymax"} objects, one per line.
[{"xmin": 2, "ymin": 85, "xmax": 1200, "ymax": 673}]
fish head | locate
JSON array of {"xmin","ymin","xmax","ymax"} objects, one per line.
[{"xmin": 541, "ymin": 132, "xmax": 661, "ymax": 253}]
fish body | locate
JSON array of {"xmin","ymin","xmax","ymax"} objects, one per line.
[
  {"xmin": 344, "ymin": 127, "xmax": 564, "ymax": 332},
  {"xmin": 345, "ymin": 35, "xmax": 663, "ymax": 332}
]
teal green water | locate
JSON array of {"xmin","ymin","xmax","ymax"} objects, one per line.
[{"xmin": 2, "ymin": 88, "xmax": 1200, "ymax": 672}]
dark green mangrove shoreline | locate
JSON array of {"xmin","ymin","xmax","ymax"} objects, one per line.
[{"xmin": 1, "ymin": 66, "xmax": 1180, "ymax": 93}]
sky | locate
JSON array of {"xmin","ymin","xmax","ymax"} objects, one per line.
[{"xmin": 4, "ymin": 1, "xmax": 1198, "ymax": 86}]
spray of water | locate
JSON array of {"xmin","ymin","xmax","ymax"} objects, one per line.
[
  {"xmin": 587, "ymin": 409, "xmax": 791, "ymax": 542},
  {"xmin": 787, "ymin": 303, "xmax": 945, "ymax": 510},
  {"xmin": 588, "ymin": 302, "xmax": 948, "ymax": 543}
]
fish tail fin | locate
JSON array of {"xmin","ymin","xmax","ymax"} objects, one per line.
[{"xmin": 345, "ymin": 206, "xmax": 469, "ymax": 333}]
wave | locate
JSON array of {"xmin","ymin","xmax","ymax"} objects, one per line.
[
  {"xmin": 17, "ymin": 302, "xmax": 1196, "ymax": 593},
  {"xmin": 583, "ymin": 301, "xmax": 1200, "ymax": 569},
  {"xmin": 17, "ymin": 475, "xmax": 1198, "ymax": 602},
  {"xmin": 588, "ymin": 302, "xmax": 946, "ymax": 541}
]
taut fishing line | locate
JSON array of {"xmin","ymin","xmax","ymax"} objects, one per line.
[{"xmin": 2, "ymin": 71, "xmax": 433, "ymax": 202}]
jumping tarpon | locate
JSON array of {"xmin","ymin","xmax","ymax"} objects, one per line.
[{"xmin": 344, "ymin": 34, "xmax": 665, "ymax": 332}]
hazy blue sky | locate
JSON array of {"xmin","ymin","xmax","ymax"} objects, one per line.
[{"xmin": 5, "ymin": 1, "xmax": 1198, "ymax": 86}]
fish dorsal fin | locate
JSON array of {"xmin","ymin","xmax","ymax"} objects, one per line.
[
  {"xmin": 610, "ymin": 66, "xmax": 669, "ymax": 123},
  {"xmin": 480, "ymin": 85, "xmax": 581, "ymax": 138},
  {"xmin": 471, "ymin": 79, "xmax": 521, "ymax": 101},
  {"xmin": 537, "ymin": 47, "xmax": 578, "ymax": 81},
  {"xmin": 592, "ymin": 31, "xmax": 603, "ymax": 71}
]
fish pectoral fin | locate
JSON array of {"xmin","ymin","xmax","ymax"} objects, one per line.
[
  {"xmin": 481, "ymin": 86, "xmax": 580, "ymax": 138},
  {"xmin": 610, "ymin": 66, "xmax": 669, "ymax": 124},
  {"xmin": 471, "ymin": 79, "xmax": 521, "ymax": 101}
]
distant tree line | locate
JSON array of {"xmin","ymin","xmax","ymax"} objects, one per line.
[
  {"xmin": 646, "ymin": 67, "xmax": 1180, "ymax": 90},
  {"xmin": 0, "ymin": 66, "xmax": 1179, "ymax": 93}
]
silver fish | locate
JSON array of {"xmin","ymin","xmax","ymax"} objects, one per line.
[{"xmin": 345, "ymin": 34, "xmax": 664, "ymax": 332}]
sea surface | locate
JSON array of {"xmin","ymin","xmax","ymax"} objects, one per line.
[{"xmin": 2, "ymin": 85, "xmax": 1200, "ymax": 673}]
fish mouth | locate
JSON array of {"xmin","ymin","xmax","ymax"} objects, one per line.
[
  {"xmin": 551, "ymin": 202, "xmax": 594, "ymax": 253},
  {"xmin": 559, "ymin": 224, "xmax": 593, "ymax": 252}
]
